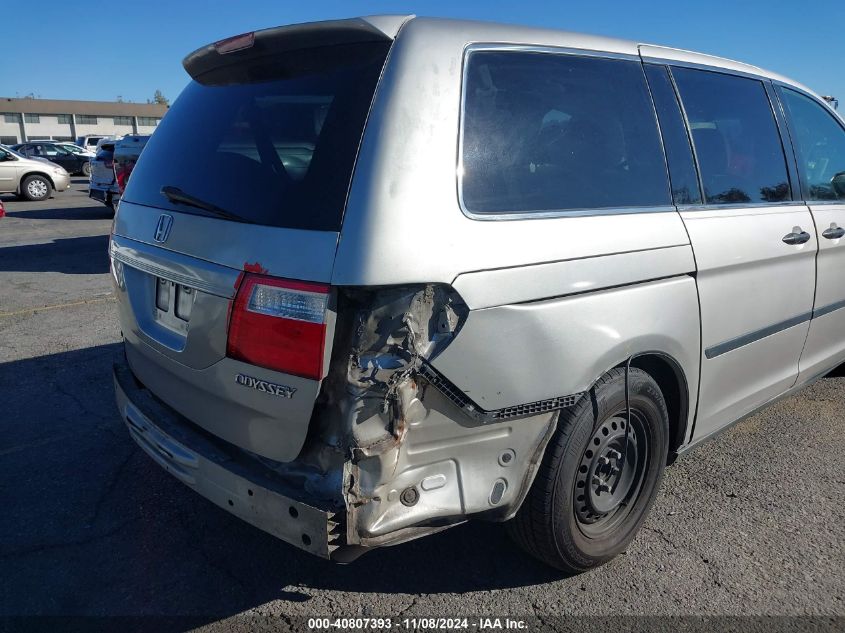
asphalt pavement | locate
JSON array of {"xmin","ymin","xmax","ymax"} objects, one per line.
[{"xmin": 0, "ymin": 182, "xmax": 843, "ymax": 629}]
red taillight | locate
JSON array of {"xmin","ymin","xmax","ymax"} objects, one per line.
[
  {"xmin": 227, "ymin": 273, "xmax": 329, "ymax": 380},
  {"xmin": 0, "ymin": 200, "xmax": 5, "ymax": 218}
]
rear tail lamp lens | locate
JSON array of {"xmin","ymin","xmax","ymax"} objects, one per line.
[{"xmin": 227, "ymin": 274, "xmax": 329, "ymax": 380}]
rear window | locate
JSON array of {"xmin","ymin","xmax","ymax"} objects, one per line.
[
  {"xmin": 460, "ymin": 50, "xmax": 671, "ymax": 215},
  {"xmin": 123, "ymin": 41, "xmax": 390, "ymax": 231}
]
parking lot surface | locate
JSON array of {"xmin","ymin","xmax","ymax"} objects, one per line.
[{"xmin": 1, "ymin": 183, "xmax": 843, "ymax": 627}]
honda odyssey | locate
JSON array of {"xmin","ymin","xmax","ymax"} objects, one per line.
[{"xmin": 110, "ymin": 16, "xmax": 845, "ymax": 572}]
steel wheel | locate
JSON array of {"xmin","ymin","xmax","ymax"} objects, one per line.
[
  {"xmin": 507, "ymin": 367, "xmax": 669, "ymax": 573},
  {"xmin": 574, "ymin": 410, "xmax": 648, "ymax": 537}
]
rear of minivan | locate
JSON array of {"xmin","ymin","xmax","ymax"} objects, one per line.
[
  {"xmin": 89, "ymin": 141, "xmax": 119, "ymax": 208},
  {"xmin": 111, "ymin": 16, "xmax": 414, "ymax": 558}
]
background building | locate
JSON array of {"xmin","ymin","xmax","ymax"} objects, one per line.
[{"xmin": 0, "ymin": 97, "xmax": 168, "ymax": 145}]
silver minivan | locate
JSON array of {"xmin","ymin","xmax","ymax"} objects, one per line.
[{"xmin": 110, "ymin": 16, "xmax": 845, "ymax": 572}]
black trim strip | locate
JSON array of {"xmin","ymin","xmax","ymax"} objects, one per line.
[
  {"xmin": 705, "ymin": 311, "xmax": 813, "ymax": 359},
  {"xmin": 813, "ymin": 298, "xmax": 845, "ymax": 319},
  {"xmin": 417, "ymin": 361, "xmax": 583, "ymax": 423}
]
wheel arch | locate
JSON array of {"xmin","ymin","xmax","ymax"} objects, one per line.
[
  {"xmin": 619, "ymin": 351, "xmax": 690, "ymax": 464},
  {"xmin": 19, "ymin": 171, "xmax": 56, "ymax": 194}
]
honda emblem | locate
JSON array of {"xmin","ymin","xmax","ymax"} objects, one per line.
[{"xmin": 153, "ymin": 214, "xmax": 173, "ymax": 243}]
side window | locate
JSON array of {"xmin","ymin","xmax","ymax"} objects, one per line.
[
  {"xmin": 778, "ymin": 87, "xmax": 845, "ymax": 201},
  {"xmin": 644, "ymin": 64, "xmax": 702, "ymax": 205},
  {"xmin": 672, "ymin": 68, "xmax": 791, "ymax": 205},
  {"xmin": 460, "ymin": 51, "xmax": 671, "ymax": 215}
]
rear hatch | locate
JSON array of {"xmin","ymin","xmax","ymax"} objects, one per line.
[
  {"xmin": 110, "ymin": 18, "xmax": 398, "ymax": 462},
  {"xmin": 90, "ymin": 142, "xmax": 117, "ymax": 191}
]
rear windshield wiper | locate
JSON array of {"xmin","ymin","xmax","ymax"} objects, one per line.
[{"xmin": 160, "ymin": 185, "xmax": 244, "ymax": 222}]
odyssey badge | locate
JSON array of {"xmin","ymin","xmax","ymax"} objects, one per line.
[{"xmin": 235, "ymin": 373, "xmax": 296, "ymax": 399}]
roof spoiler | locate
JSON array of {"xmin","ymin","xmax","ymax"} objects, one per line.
[{"xmin": 183, "ymin": 15, "xmax": 413, "ymax": 84}]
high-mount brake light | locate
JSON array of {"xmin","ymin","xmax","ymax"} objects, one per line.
[
  {"xmin": 227, "ymin": 273, "xmax": 329, "ymax": 380},
  {"xmin": 214, "ymin": 32, "xmax": 255, "ymax": 54}
]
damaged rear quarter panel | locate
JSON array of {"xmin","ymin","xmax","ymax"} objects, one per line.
[{"xmin": 317, "ymin": 285, "xmax": 559, "ymax": 547}]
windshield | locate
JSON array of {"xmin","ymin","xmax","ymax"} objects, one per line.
[
  {"xmin": 0, "ymin": 145, "xmax": 26, "ymax": 159},
  {"xmin": 62, "ymin": 144, "xmax": 89, "ymax": 154},
  {"xmin": 122, "ymin": 41, "xmax": 390, "ymax": 231}
]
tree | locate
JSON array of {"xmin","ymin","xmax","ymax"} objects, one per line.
[{"xmin": 151, "ymin": 90, "xmax": 169, "ymax": 106}]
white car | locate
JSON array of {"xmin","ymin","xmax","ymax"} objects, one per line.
[{"xmin": 76, "ymin": 135, "xmax": 116, "ymax": 155}]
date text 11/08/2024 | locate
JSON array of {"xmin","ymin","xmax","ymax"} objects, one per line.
[{"xmin": 306, "ymin": 617, "xmax": 529, "ymax": 630}]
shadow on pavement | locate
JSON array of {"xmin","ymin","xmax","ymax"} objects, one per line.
[
  {"xmin": 1, "ymin": 344, "xmax": 562, "ymax": 622},
  {"xmin": 4, "ymin": 205, "xmax": 113, "ymax": 221},
  {"xmin": 0, "ymin": 235, "xmax": 109, "ymax": 274}
]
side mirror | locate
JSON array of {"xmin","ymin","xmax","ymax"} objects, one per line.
[{"xmin": 832, "ymin": 172, "xmax": 845, "ymax": 198}]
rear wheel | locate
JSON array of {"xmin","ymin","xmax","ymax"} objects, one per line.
[
  {"xmin": 81, "ymin": 161, "xmax": 91, "ymax": 177},
  {"xmin": 507, "ymin": 367, "xmax": 669, "ymax": 573},
  {"xmin": 20, "ymin": 174, "xmax": 52, "ymax": 201}
]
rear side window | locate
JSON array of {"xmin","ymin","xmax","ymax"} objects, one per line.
[
  {"xmin": 644, "ymin": 64, "xmax": 702, "ymax": 205},
  {"xmin": 460, "ymin": 50, "xmax": 670, "ymax": 215},
  {"xmin": 671, "ymin": 68, "xmax": 791, "ymax": 205},
  {"xmin": 778, "ymin": 87, "xmax": 845, "ymax": 201},
  {"xmin": 123, "ymin": 42, "xmax": 390, "ymax": 231}
]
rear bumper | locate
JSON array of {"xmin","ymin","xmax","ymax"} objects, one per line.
[
  {"xmin": 89, "ymin": 186, "xmax": 116, "ymax": 206},
  {"xmin": 113, "ymin": 354, "xmax": 343, "ymax": 559}
]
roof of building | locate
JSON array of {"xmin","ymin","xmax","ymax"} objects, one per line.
[{"xmin": 0, "ymin": 97, "xmax": 168, "ymax": 117}]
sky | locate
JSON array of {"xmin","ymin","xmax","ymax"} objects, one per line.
[{"xmin": 2, "ymin": 0, "xmax": 843, "ymax": 106}]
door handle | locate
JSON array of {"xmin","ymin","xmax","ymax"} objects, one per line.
[
  {"xmin": 782, "ymin": 230, "xmax": 811, "ymax": 245},
  {"xmin": 822, "ymin": 226, "xmax": 845, "ymax": 240}
]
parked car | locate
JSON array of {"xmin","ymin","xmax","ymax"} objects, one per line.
[
  {"xmin": 109, "ymin": 16, "xmax": 845, "ymax": 573},
  {"xmin": 55, "ymin": 142, "xmax": 96, "ymax": 158},
  {"xmin": 0, "ymin": 144, "xmax": 70, "ymax": 201},
  {"xmin": 76, "ymin": 135, "xmax": 115, "ymax": 155},
  {"xmin": 88, "ymin": 141, "xmax": 119, "ymax": 211},
  {"xmin": 112, "ymin": 135, "xmax": 150, "ymax": 195},
  {"xmin": 11, "ymin": 141, "xmax": 92, "ymax": 176},
  {"xmin": 89, "ymin": 136, "xmax": 149, "ymax": 213}
]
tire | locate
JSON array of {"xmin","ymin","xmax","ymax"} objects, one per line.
[
  {"xmin": 81, "ymin": 161, "xmax": 91, "ymax": 177},
  {"xmin": 20, "ymin": 174, "xmax": 52, "ymax": 201},
  {"xmin": 507, "ymin": 367, "xmax": 669, "ymax": 573}
]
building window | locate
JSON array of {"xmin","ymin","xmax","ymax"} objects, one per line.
[
  {"xmin": 24, "ymin": 113, "xmax": 40, "ymax": 124},
  {"xmin": 57, "ymin": 114, "xmax": 72, "ymax": 124},
  {"xmin": 4, "ymin": 113, "xmax": 20, "ymax": 123},
  {"xmin": 0, "ymin": 136, "xmax": 18, "ymax": 145},
  {"xmin": 113, "ymin": 116, "xmax": 133, "ymax": 126},
  {"xmin": 77, "ymin": 115, "xmax": 98, "ymax": 125},
  {"xmin": 137, "ymin": 117, "xmax": 160, "ymax": 126}
]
